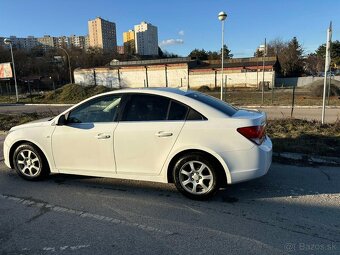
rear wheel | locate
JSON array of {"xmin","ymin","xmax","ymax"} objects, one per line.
[
  {"xmin": 13, "ymin": 144, "xmax": 49, "ymax": 181},
  {"xmin": 173, "ymin": 153, "xmax": 218, "ymax": 200}
]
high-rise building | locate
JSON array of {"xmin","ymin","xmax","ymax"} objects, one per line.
[
  {"xmin": 37, "ymin": 35, "xmax": 58, "ymax": 51},
  {"xmin": 134, "ymin": 21, "xmax": 158, "ymax": 56},
  {"xmin": 57, "ymin": 36, "xmax": 70, "ymax": 48},
  {"xmin": 123, "ymin": 30, "xmax": 135, "ymax": 54},
  {"xmin": 88, "ymin": 17, "xmax": 117, "ymax": 52},
  {"xmin": 69, "ymin": 35, "xmax": 87, "ymax": 49},
  {"xmin": 117, "ymin": 46, "xmax": 124, "ymax": 54}
]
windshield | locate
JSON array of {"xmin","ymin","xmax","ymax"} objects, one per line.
[{"xmin": 186, "ymin": 92, "xmax": 238, "ymax": 117}]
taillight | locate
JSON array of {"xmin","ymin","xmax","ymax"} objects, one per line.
[{"xmin": 237, "ymin": 125, "xmax": 266, "ymax": 145}]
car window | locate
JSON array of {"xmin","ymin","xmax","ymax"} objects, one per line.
[
  {"xmin": 122, "ymin": 94, "xmax": 170, "ymax": 121},
  {"xmin": 186, "ymin": 108, "xmax": 206, "ymax": 120},
  {"xmin": 68, "ymin": 95, "xmax": 122, "ymax": 123},
  {"xmin": 168, "ymin": 101, "xmax": 188, "ymax": 120},
  {"xmin": 186, "ymin": 92, "xmax": 238, "ymax": 116}
]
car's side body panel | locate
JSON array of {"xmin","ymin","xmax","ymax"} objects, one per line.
[
  {"xmin": 3, "ymin": 88, "xmax": 273, "ymax": 188},
  {"xmin": 51, "ymin": 122, "xmax": 117, "ymax": 174},
  {"xmin": 114, "ymin": 121, "xmax": 185, "ymax": 175}
]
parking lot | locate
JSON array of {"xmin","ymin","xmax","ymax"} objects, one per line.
[{"xmin": 0, "ymin": 135, "xmax": 339, "ymax": 254}]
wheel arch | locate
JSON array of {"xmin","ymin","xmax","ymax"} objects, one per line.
[
  {"xmin": 9, "ymin": 140, "xmax": 51, "ymax": 172},
  {"xmin": 166, "ymin": 149, "xmax": 230, "ymax": 186}
]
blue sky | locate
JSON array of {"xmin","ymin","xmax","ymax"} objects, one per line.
[{"xmin": 0, "ymin": 0, "xmax": 339, "ymax": 57}]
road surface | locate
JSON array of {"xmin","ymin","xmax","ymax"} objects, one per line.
[
  {"xmin": 0, "ymin": 135, "xmax": 339, "ymax": 254},
  {"xmin": 0, "ymin": 104, "xmax": 339, "ymax": 122}
]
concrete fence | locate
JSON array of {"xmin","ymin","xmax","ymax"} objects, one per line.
[{"xmin": 74, "ymin": 66, "xmax": 275, "ymax": 89}]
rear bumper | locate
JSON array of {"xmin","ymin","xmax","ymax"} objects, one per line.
[{"xmin": 221, "ymin": 136, "xmax": 272, "ymax": 184}]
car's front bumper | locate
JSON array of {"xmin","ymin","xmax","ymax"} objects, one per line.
[
  {"xmin": 3, "ymin": 139, "xmax": 11, "ymax": 169},
  {"xmin": 221, "ymin": 136, "xmax": 272, "ymax": 184}
]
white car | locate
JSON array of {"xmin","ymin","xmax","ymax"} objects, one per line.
[{"xmin": 3, "ymin": 88, "xmax": 272, "ymax": 199}]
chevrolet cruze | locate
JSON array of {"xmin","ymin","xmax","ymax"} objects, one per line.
[{"xmin": 3, "ymin": 88, "xmax": 272, "ymax": 199}]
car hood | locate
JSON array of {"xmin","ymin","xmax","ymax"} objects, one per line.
[{"xmin": 9, "ymin": 117, "xmax": 53, "ymax": 132}]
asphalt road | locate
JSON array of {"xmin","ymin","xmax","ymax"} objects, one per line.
[
  {"xmin": 0, "ymin": 136, "xmax": 339, "ymax": 254},
  {"xmin": 0, "ymin": 104, "xmax": 339, "ymax": 122}
]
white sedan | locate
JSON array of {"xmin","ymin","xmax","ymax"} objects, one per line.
[{"xmin": 3, "ymin": 88, "xmax": 272, "ymax": 199}]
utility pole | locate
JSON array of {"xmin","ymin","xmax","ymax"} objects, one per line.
[
  {"xmin": 262, "ymin": 38, "xmax": 266, "ymax": 104},
  {"xmin": 321, "ymin": 22, "xmax": 332, "ymax": 124}
]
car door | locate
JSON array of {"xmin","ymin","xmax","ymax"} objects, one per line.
[
  {"xmin": 51, "ymin": 94, "xmax": 122, "ymax": 174},
  {"xmin": 114, "ymin": 94, "xmax": 188, "ymax": 175}
]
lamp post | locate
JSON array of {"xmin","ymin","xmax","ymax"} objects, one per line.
[
  {"xmin": 57, "ymin": 47, "xmax": 73, "ymax": 84},
  {"xmin": 4, "ymin": 38, "xmax": 19, "ymax": 102},
  {"xmin": 218, "ymin": 11, "xmax": 227, "ymax": 101}
]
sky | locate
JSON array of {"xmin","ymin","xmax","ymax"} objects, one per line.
[{"xmin": 0, "ymin": 0, "xmax": 339, "ymax": 57}]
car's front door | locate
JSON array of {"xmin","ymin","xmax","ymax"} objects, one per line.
[
  {"xmin": 51, "ymin": 94, "xmax": 122, "ymax": 175},
  {"xmin": 114, "ymin": 94, "xmax": 188, "ymax": 175}
]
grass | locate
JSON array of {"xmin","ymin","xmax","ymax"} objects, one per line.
[
  {"xmin": 0, "ymin": 113, "xmax": 339, "ymax": 158},
  {"xmin": 206, "ymin": 89, "xmax": 340, "ymax": 106},
  {"xmin": 0, "ymin": 84, "xmax": 112, "ymax": 104},
  {"xmin": 0, "ymin": 84, "xmax": 339, "ymax": 106},
  {"xmin": 267, "ymin": 119, "xmax": 340, "ymax": 157}
]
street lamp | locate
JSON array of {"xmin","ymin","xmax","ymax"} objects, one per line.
[
  {"xmin": 4, "ymin": 38, "xmax": 19, "ymax": 102},
  {"xmin": 57, "ymin": 47, "xmax": 73, "ymax": 84},
  {"xmin": 218, "ymin": 11, "xmax": 227, "ymax": 100}
]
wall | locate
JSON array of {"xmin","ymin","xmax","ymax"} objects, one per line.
[{"xmin": 74, "ymin": 65, "xmax": 275, "ymax": 89}]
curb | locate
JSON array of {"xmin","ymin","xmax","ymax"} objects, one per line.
[{"xmin": 273, "ymin": 152, "xmax": 340, "ymax": 166}]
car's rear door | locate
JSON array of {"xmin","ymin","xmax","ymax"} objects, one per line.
[{"xmin": 114, "ymin": 93, "xmax": 187, "ymax": 175}]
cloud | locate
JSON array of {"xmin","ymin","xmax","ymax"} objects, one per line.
[
  {"xmin": 178, "ymin": 30, "xmax": 185, "ymax": 36},
  {"xmin": 159, "ymin": 39, "xmax": 184, "ymax": 47}
]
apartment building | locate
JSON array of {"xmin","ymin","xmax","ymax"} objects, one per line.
[
  {"xmin": 69, "ymin": 35, "xmax": 87, "ymax": 49},
  {"xmin": 88, "ymin": 17, "xmax": 117, "ymax": 51},
  {"xmin": 134, "ymin": 21, "xmax": 158, "ymax": 56},
  {"xmin": 123, "ymin": 30, "xmax": 135, "ymax": 54},
  {"xmin": 37, "ymin": 35, "xmax": 58, "ymax": 50}
]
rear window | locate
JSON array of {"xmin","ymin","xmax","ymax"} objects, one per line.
[{"xmin": 186, "ymin": 92, "xmax": 238, "ymax": 116}]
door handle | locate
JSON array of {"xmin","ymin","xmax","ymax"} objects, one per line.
[
  {"xmin": 156, "ymin": 131, "xmax": 173, "ymax": 137},
  {"xmin": 96, "ymin": 133, "xmax": 111, "ymax": 139}
]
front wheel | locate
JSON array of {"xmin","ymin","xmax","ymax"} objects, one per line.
[
  {"xmin": 13, "ymin": 144, "xmax": 49, "ymax": 181},
  {"xmin": 173, "ymin": 153, "xmax": 218, "ymax": 200}
]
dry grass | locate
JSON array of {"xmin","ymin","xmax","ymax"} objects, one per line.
[
  {"xmin": 1, "ymin": 84, "xmax": 340, "ymax": 106},
  {"xmin": 267, "ymin": 118, "xmax": 340, "ymax": 157},
  {"xmin": 0, "ymin": 112, "xmax": 53, "ymax": 131},
  {"xmin": 0, "ymin": 84, "xmax": 113, "ymax": 104}
]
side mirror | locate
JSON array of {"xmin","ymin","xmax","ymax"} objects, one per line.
[{"xmin": 57, "ymin": 114, "xmax": 67, "ymax": 126}]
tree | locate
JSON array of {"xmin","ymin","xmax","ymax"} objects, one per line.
[
  {"xmin": 188, "ymin": 49, "xmax": 209, "ymax": 60},
  {"xmin": 304, "ymin": 53, "xmax": 323, "ymax": 75},
  {"xmin": 254, "ymin": 37, "xmax": 304, "ymax": 77},
  {"xmin": 281, "ymin": 37, "xmax": 304, "ymax": 76},
  {"xmin": 315, "ymin": 40, "xmax": 340, "ymax": 69},
  {"xmin": 189, "ymin": 45, "xmax": 233, "ymax": 60}
]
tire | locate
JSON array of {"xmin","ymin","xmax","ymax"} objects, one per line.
[
  {"xmin": 13, "ymin": 143, "xmax": 49, "ymax": 181},
  {"xmin": 173, "ymin": 153, "xmax": 219, "ymax": 200}
]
